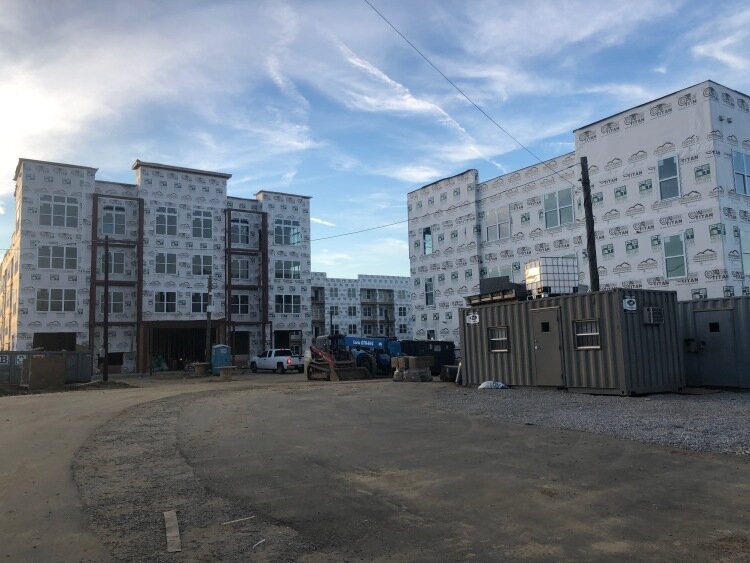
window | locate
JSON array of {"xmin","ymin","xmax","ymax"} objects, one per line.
[
  {"xmin": 275, "ymin": 294, "xmax": 301, "ymax": 314},
  {"xmin": 231, "ymin": 294, "xmax": 250, "ymax": 314},
  {"xmin": 155, "ymin": 291, "xmax": 176, "ymax": 313},
  {"xmin": 363, "ymin": 306, "xmax": 373, "ymax": 316},
  {"xmin": 397, "ymin": 290, "xmax": 407, "ymax": 300},
  {"xmin": 399, "ymin": 324, "xmax": 407, "ymax": 334},
  {"xmin": 331, "ymin": 324, "xmax": 340, "ymax": 335},
  {"xmin": 231, "ymin": 258, "xmax": 250, "ymax": 280},
  {"xmin": 38, "ymin": 246, "xmax": 77, "ymax": 270},
  {"xmin": 330, "ymin": 305, "xmax": 339, "ymax": 316},
  {"xmin": 348, "ymin": 323, "xmax": 358, "ymax": 334},
  {"xmin": 156, "ymin": 253, "xmax": 177, "ymax": 275},
  {"xmin": 658, "ymin": 156, "xmax": 680, "ymax": 200},
  {"xmin": 231, "ymin": 217, "xmax": 250, "ymax": 244},
  {"xmin": 427, "ymin": 329, "xmax": 436, "ymax": 340},
  {"xmin": 363, "ymin": 324, "xmax": 373, "ymax": 335},
  {"xmin": 192, "ymin": 292, "xmax": 209, "ymax": 313},
  {"xmin": 104, "ymin": 251, "xmax": 125, "ymax": 274},
  {"xmin": 398, "ymin": 306, "xmax": 407, "ymax": 317},
  {"xmin": 274, "ymin": 219, "xmax": 301, "ymax": 245},
  {"xmin": 574, "ymin": 320, "xmax": 601, "ymax": 349},
  {"xmin": 102, "ymin": 291, "xmax": 124, "ymax": 314},
  {"xmin": 486, "ymin": 206, "xmax": 511, "ymax": 241},
  {"xmin": 274, "ymin": 260, "xmax": 301, "ymax": 280},
  {"xmin": 102, "ymin": 205, "xmax": 126, "ymax": 235},
  {"xmin": 664, "ymin": 233, "xmax": 686, "ymax": 279},
  {"xmin": 192, "ymin": 255, "xmax": 212, "ymax": 276},
  {"xmin": 488, "ymin": 326, "xmax": 509, "ymax": 352},
  {"xmin": 733, "ymin": 151, "xmax": 750, "ymax": 195},
  {"xmin": 423, "ymin": 227, "xmax": 433, "ymax": 255},
  {"xmin": 544, "ymin": 188, "xmax": 573, "ymax": 228},
  {"xmin": 347, "ymin": 288, "xmax": 357, "ymax": 298},
  {"xmin": 36, "ymin": 288, "xmax": 75, "ymax": 312},
  {"xmin": 425, "ymin": 277, "xmax": 434, "ymax": 306},
  {"xmin": 347, "ymin": 306, "xmax": 357, "ymax": 316},
  {"xmin": 329, "ymin": 287, "xmax": 339, "ymax": 298},
  {"xmin": 362, "ymin": 288, "xmax": 375, "ymax": 300},
  {"xmin": 741, "ymin": 231, "xmax": 750, "ymax": 275},
  {"xmin": 40, "ymin": 195, "xmax": 78, "ymax": 228},
  {"xmin": 156, "ymin": 206, "xmax": 177, "ymax": 236},
  {"xmin": 192, "ymin": 210, "xmax": 212, "ymax": 238}
]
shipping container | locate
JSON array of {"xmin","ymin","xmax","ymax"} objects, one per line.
[
  {"xmin": 677, "ymin": 297, "xmax": 750, "ymax": 388},
  {"xmin": 459, "ymin": 289, "xmax": 684, "ymax": 395}
]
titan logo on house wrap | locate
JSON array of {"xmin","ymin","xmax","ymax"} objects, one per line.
[
  {"xmin": 529, "ymin": 228, "xmax": 544, "ymax": 239},
  {"xmin": 512, "ymin": 231, "xmax": 525, "ymax": 242},
  {"xmin": 703, "ymin": 86, "xmax": 719, "ymax": 101},
  {"xmin": 728, "ymin": 250, "xmax": 741, "ymax": 262},
  {"xmin": 647, "ymin": 276, "xmax": 670, "ymax": 287},
  {"xmin": 608, "ymin": 225, "xmax": 629, "ymax": 237},
  {"xmin": 650, "ymin": 102, "xmax": 673, "ymax": 118},
  {"xmin": 622, "ymin": 280, "xmax": 643, "ymax": 289},
  {"xmin": 680, "ymin": 154, "xmax": 699, "ymax": 165},
  {"xmin": 688, "ymin": 208, "xmax": 713, "ymax": 221},
  {"xmin": 600, "ymin": 121, "xmax": 620, "ymax": 135},
  {"xmin": 603, "ymin": 209, "xmax": 621, "ymax": 222},
  {"xmin": 578, "ymin": 129, "xmax": 597, "ymax": 143},
  {"xmin": 500, "ymin": 250, "xmax": 514, "ymax": 259},
  {"xmin": 613, "ymin": 262, "xmax": 632, "ymax": 274},
  {"xmin": 705, "ymin": 269, "xmax": 729, "ymax": 281},
  {"xmin": 599, "ymin": 177, "xmax": 618, "ymax": 186},
  {"xmin": 623, "ymin": 169, "xmax": 643, "ymax": 179},
  {"xmin": 732, "ymin": 271, "xmax": 746, "ymax": 281},
  {"xmin": 727, "ymin": 135, "xmax": 739, "ymax": 146},
  {"xmin": 605, "ymin": 158, "xmax": 623, "ymax": 171},
  {"xmin": 679, "ymin": 93, "xmax": 697, "ymax": 107},
  {"xmin": 595, "ymin": 230, "xmax": 605, "ymax": 241},
  {"xmin": 709, "ymin": 186, "xmax": 724, "ymax": 198},
  {"xmin": 654, "ymin": 142, "xmax": 676, "ymax": 156},
  {"xmin": 526, "ymin": 196, "xmax": 541, "ymax": 207},
  {"xmin": 517, "ymin": 246, "xmax": 532, "ymax": 256},
  {"xmin": 681, "ymin": 191, "xmax": 703, "ymax": 205},
  {"xmin": 694, "ymin": 249, "xmax": 718, "ymax": 263},
  {"xmin": 624, "ymin": 112, "xmax": 645, "ymax": 127},
  {"xmin": 682, "ymin": 134, "xmax": 699, "ymax": 147},
  {"xmin": 627, "ymin": 203, "xmax": 646, "ymax": 217},
  {"xmin": 553, "ymin": 239, "xmax": 570, "ymax": 249},
  {"xmin": 708, "ymin": 130, "xmax": 723, "ymax": 141},
  {"xmin": 534, "ymin": 243, "xmax": 550, "ymax": 253},
  {"xmin": 659, "ymin": 215, "xmax": 683, "ymax": 227},
  {"xmin": 722, "ymin": 93, "xmax": 735, "ymax": 107},
  {"xmin": 511, "ymin": 201, "xmax": 524, "ymax": 211},
  {"xmin": 638, "ymin": 258, "xmax": 659, "ymax": 271},
  {"xmin": 675, "ymin": 274, "xmax": 700, "ymax": 286}
]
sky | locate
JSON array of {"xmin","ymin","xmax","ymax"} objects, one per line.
[{"xmin": 2, "ymin": 0, "xmax": 750, "ymax": 278}]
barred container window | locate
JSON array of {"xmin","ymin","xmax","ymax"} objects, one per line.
[
  {"xmin": 574, "ymin": 320, "xmax": 601, "ymax": 349},
  {"xmin": 488, "ymin": 326, "xmax": 509, "ymax": 352}
]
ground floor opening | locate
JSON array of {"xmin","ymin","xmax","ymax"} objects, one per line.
[
  {"xmin": 142, "ymin": 322, "xmax": 224, "ymax": 371},
  {"xmin": 32, "ymin": 332, "xmax": 77, "ymax": 351}
]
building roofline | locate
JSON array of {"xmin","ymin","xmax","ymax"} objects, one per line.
[
  {"xmin": 14, "ymin": 158, "xmax": 98, "ymax": 181},
  {"xmin": 131, "ymin": 159, "xmax": 232, "ymax": 179},
  {"xmin": 254, "ymin": 189, "xmax": 312, "ymax": 199},
  {"xmin": 574, "ymin": 79, "xmax": 750, "ymax": 132},
  {"xmin": 408, "ymin": 169, "xmax": 477, "ymax": 195},
  {"xmin": 95, "ymin": 180, "xmax": 137, "ymax": 188},
  {"xmin": 477, "ymin": 152, "xmax": 575, "ymax": 187}
]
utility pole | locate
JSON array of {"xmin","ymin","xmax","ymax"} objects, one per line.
[
  {"xmin": 205, "ymin": 270, "xmax": 212, "ymax": 364},
  {"xmin": 103, "ymin": 235, "xmax": 110, "ymax": 382},
  {"xmin": 580, "ymin": 156, "xmax": 600, "ymax": 292}
]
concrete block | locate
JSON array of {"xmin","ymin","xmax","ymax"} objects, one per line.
[
  {"xmin": 390, "ymin": 357, "xmax": 399, "ymax": 369},
  {"xmin": 397, "ymin": 356, "xmax": 408, "ymax": 369},
  {"xmin": 392, "ymin": 369, "xmax": 404, "ymax": 382},
  {"xmin": 404, "ymin": 367, "xmax": 432, "ymax": 382}
]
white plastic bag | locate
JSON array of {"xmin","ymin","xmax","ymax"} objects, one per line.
[{"xmin": 478, "ymin": 380, "xmax": 510, "ymax": 389}]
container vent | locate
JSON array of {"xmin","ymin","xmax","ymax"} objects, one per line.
[{"xmin": 643, "ymin": 306, "xmax": 664, "ymax": 325}]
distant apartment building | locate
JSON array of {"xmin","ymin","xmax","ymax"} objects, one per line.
[
  {"xmin": 408, "ymin": 80, "xmax": 750, "ymax": 346},
  {"xmin": 311, "ymin": 272, "xmax": 413, "ymax": 339},
  {"xmin": 0, "ymin": 158, "xmax": 313, "ymax": 371}
]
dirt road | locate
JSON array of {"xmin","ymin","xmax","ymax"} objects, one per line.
[{"xmin": 66, "ymin": 381, "xmax": 750, "ymax": 561}]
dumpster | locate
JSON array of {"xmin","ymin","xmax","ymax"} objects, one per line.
[{"xmin": 211, "ymin": 344, "xmax": 232, "ymax": 375}]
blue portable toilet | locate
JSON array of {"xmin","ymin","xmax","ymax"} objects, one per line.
[{"xmin": 211, "ymin": 344, "xmax": 231, "ymax": 375}]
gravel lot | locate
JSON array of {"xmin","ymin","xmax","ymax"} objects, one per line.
[{"xmin": 433, "ymin": 386, "xmax": 750, "ymax": 456}]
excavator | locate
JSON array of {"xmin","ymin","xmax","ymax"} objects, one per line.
[{"xmin": 306, "ymin": 334, "xmax": 371, "ymax": 381}]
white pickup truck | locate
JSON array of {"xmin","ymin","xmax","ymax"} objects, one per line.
[{"xmin": 250, "ymin": 349, "xmax": 304, "ymax": 373}]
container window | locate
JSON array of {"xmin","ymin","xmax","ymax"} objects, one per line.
[
  {"xmin": 574, "ymin": 320, "xmax": 601, "ymax": 349},
  {"xmin": 541, "ymin": 322, "xmax": 550, "ymax": 333},
  {"xmin": 709, "ymin": 322, "xmax": 720, "ymax": 333},
  {"xmin": 488, "ymin": 326, "xmax": 509, "ymax": 352}
]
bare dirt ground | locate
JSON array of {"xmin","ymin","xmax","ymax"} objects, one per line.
[{"xmin": 65, "ymin": 380, "xmax": 750, "ymax": 562}]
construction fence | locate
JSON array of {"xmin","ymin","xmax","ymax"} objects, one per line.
[{"xmin": 0, "ymin": 351, "xmax": 93, "ymax": 386}]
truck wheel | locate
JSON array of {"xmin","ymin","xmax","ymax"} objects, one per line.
[
  {"xmin": 276, "ymin": 362, "xmax": 285, "ymax": 374},
  {"xmin": 250, "ymin": 362, "xmax": 257, "ymax": 373}
]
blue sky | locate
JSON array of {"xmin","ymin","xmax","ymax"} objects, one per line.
[{"xmin": 2, "ymin": 0, "xmax": 750, "ymax": 277}]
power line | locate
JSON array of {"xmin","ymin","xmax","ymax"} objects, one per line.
[{"xmin": 361, "ymin": 0, "xmax": 577, "ymax": 189}]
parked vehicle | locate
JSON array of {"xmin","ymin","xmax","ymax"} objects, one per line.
[{"xmin": 249, "ymin": 349, "xmax": 304, "ymax": 373}]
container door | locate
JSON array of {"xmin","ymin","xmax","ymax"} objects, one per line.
[
  {"xmin": 695, "ymin": 310, "xmax": 737, "ymax": 386},
  {"xmin": 531, "ymin": 308, "xmax": 564, "ymax": 387}
]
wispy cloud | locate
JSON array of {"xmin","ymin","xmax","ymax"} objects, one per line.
[{"xmin": 311, "ymin": 217, "xmax": 336, "ymax": 227}]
